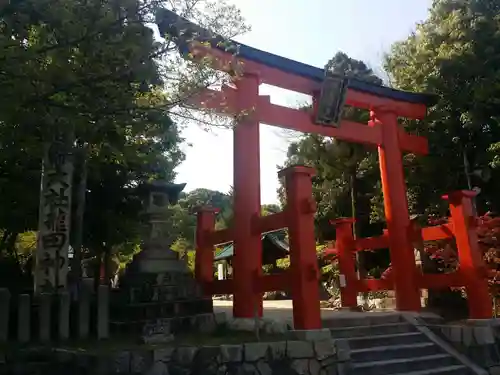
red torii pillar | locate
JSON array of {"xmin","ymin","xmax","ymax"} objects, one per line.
[
  {"xmin": 279, "ymin": 165, "xmax": 321, "ymax": 329},
  {"xmin": 371, "ymin": 110, "xmax": 421, "ymax": 312},
  {"xmin": 232, "ymin": 73, "xmax": 263, "ymax": 318}
]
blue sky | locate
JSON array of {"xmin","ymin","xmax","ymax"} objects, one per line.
[{"xmin": 174, "ymin": 0, "xmax": 433, "ymax": 204}]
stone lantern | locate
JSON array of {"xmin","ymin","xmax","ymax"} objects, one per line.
[
  {"xmin": 111, "ymin": 180, "xmax": 214, "ymax": 341},
  {"xmin": 134, "ymin": 181, "xmax": 187, "ymax": 274}
]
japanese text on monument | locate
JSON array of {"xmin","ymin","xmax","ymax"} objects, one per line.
[{"xmin": 35, "ymin": 136, "xmax": 73, "ymax": 293}]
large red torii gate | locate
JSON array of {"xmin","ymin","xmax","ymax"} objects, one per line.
[{"xmin": 156, "ymin": 10, "xmax": 490, "ymax": 326}]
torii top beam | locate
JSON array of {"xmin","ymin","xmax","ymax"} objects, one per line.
[{"xmin": 156, "ymin": 9, "xmax": 437, "ymax": 120}]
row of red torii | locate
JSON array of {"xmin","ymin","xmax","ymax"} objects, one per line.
[{"xmin": 157, "ymin": 10, "xmax": 492, "ymax": 329}]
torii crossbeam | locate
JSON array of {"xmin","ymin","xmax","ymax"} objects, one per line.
[{"xmin": 157, "ymin": 9, "xmax": 437, "ymax": 320}]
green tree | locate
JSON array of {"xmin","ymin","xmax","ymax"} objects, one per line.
[
  {"xmin": 262, "ymin": 203, "xmax": 281, "ymax": 216},
  {"xmin": 384, "ymin": 0, "xmax": 500, "ymax": 216},
  {"xmin": 0, "ymin": 0, "xmax": 249, "ymax": 234},
  {"xmin": 0, "ymin": 0, "xmax": 249, "ymax": 287},
  {"xmin": 171, "ymin": 188, "xmax": 233, "ymax": 261},
  {"xmin": 0, "ymin": 0, "xmax": 183, "ymax": 282}
]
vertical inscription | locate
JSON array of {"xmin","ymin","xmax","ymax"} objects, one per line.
[{"xmin": 35, "ymin": 135, "xmax": 74, "ymax": 293}]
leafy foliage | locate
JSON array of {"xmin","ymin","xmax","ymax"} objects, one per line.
[
  {"xmin": 0, "ymin": 0, "xmax": 249, "ymax": 287},
  {"xmin": 420, "ymin": 214, "xmax": 500, "ymax": 294},
  {"xmin": 170, "ymin": 188, "xmax": 233, "ymax": 266},
  {"xmin": 384, "ymin": 0, "xmax": 500, "ymax": 216},
  {"xmin": 0, "ymin": 0, "xmax": 187, "ymax": 274}
]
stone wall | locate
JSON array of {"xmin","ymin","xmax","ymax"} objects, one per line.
[
  {"xmin": 0, "ymin": 339, "xmax": 345, "ymax": 375},
  {"xmin": 138, "ymin": 339, "xmax": 340, "ymax": 375},
  {"xmin": 426, "ymin": 319, "xmax": 500, "ymax": 374}
]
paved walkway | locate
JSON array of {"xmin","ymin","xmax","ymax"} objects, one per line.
[{"xmin": 213, "ymin": 299, "xmax": 398, "ymax": 322}]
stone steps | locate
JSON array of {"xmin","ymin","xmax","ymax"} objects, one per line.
[
  {"xmin": 329, "ymin": 313, "xmax": 471, "ymax": 375},
  {"xmin": 347, "ymin": 331, "xmax": 429, "ymax": 349},
  {"xmin": 391, "ymin": 365, "xmax": 469, "ymax": 375},
  {"xmin": 323, "ymin": 313, "xmax": 402, "ymax": 329},
  {"xmin": 351, "ymin": 342, "xmax": 441, "ymax": 362},
  {"xmin": 330, "ymin": 322, "xmax": 413, "ymax": 339},
  {"xmin": 351, "ymin": 353, "xmax": 461, "ymax": 375}
]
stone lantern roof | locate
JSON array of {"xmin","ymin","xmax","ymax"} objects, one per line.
[{"xmin": 140, "ymin": 180, "xmax": 186, "ymax": 204}]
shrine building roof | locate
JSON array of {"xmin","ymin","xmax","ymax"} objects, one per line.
[{"xmin": 214, "ymin": 231, "xmax": 289, "ymax": 264}]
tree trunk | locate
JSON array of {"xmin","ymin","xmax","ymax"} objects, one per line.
[
  {"xmin": 103, "ymin": 245, "xmax": 112, "ymax": 287},
  {"xmin": 5, "ymin": 231, "xmax": 18, "ymax": 257},
  {"xmin": 350, "ymin": 172, "xmax": 360, "ymax": 238},
  {"xmin": 93, "ymin": 254, "xmax": 102, "ymax": 292},
  {"xmin": 0, "ymin": 231, "xmax": 9, "ymax": 253}
]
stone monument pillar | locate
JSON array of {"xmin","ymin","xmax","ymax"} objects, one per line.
[
  {"xmin": 35, "ymin": 134, "xmax": 74, "ymax": 294},
  {"xmin": 111, "ymin": 181, "xmax": 213, "ymax": 341}
]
